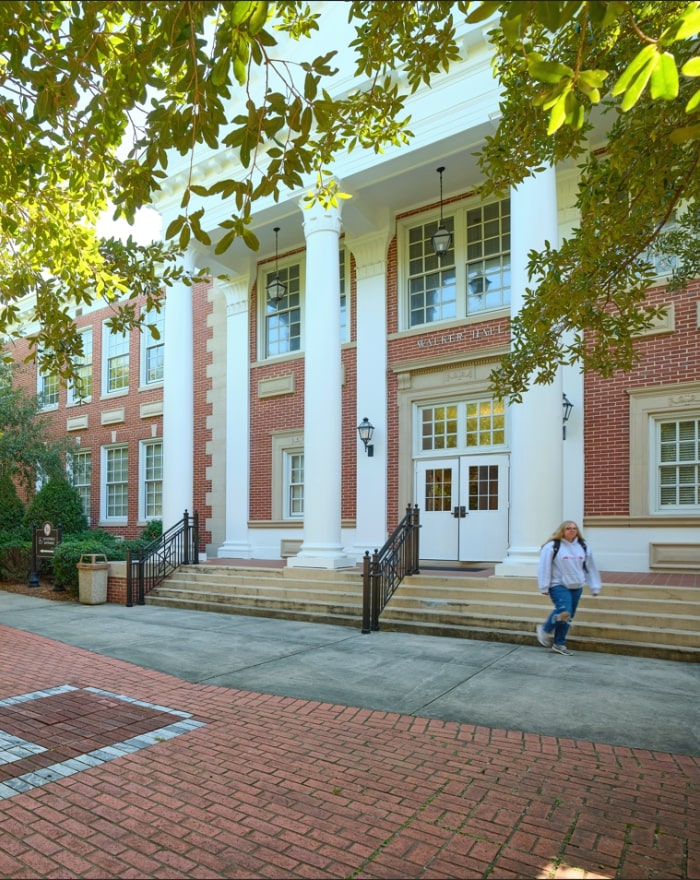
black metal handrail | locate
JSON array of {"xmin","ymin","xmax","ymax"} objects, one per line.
[
  {"xmin": 126, "ymin": 510, "xmax": 199, "ymax": 606},
  {"xmin": 362, "ymin": 504, "xmax": 420, "ymax": 633}
]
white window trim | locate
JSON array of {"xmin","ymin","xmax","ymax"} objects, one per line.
[
  {"xmin": 140, "ymin": 306, "xmax": 165, "ymax": 388},
  {"xmin": 397, "ymin": 197, "xmax": 511, "ymax": 332},
  {"xmin": 100, "ymin": 444, "xmax": 129, "ymax": 524},
  {"xmin": 138, "ymin": 439, "xmax": 163, "ymax": 522},
  {"xmin": 258, "ymin": 255, "xmax": 305, "ymax": 362},
  {"xmin": 271, "ymin": 429, "xmax": 304, "ymax": 521},
  {"xmin": 629, "ymin": 381, "xmax": 700, "ymax": 516},
  {"xmin": 67, "ymin": 326, "xmax": 93, "ymax": 406},
  {"xmin": 101, "ymin": 322, "xmax": 130, "ymax": 397}
]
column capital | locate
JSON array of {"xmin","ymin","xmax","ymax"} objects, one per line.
[
  {"xmin": 299, "ymin": 184, "xmax": 343, "ymax": 238},
  {"xmin": 345, "ymin": 230, "xmax": 392, "ymax": 279},
  {"xmin": 215, "ymin": 276, "xmax": 251, "ymax": 316}
]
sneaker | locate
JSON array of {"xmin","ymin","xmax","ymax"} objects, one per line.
[
  {"xmin": 536, "ymin": 624, "xmax": 553, "ymax": 647},
  {"xmin": 554, "ymin": 610, "xmax": 571, "ymax": 622},
  {"xmin": 552, "ymin": 644, "xmax": 573, "ymax": 656}
]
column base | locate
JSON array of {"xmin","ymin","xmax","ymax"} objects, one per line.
[
  {"xmin": 494, "ymin": 546, "xmax": 540, "ymax": 578},
  {"xmin": 287, "ymin": 546, "xmax": 356, "ymax": 570},
  {"xmin": 217, "ymin": 541, "xmax": 253, "ymax": 559}
]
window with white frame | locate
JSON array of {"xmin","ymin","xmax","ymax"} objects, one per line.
[
  {"xmin": 656, "ymin": 417, "xmax": 700, "ymax": 511},
  {"xmin": 103, "ymin": 324, "xmax": 129, "ymax": 394},
  {"xmin": 68, "ymin": 449, "xmax": 92, "ymax": 522},
  {"xmin": 403, "ymin": 197, "xmax": 510, "ymax": 329},
  {"xmin": 418, "ymin": 398, "xmax": 507, "ymax": 455},
  {"xmin": 408, "ymin": 218, "xmax": 456, "ymax": 327},
  {"xmin": 103, "ymin": 445, "xmax": 128, "ymax": 521},
  {"xmin": 37, "ymin": 349, "xmax": 59, "ymax": 409},
  {"xmin": 284, "ymin": 451, "xmax": 304, "ymax": 519},
  {"xmin": 141, "ymin": 307, "xmax": 165, "ymax": 385},
  {"xmin": 67, "ymin": 327, "xmax": 93, "ymax": 405},
  {"xmin": 339, "ymin": 247, "xmax": 348, "ymax": 343},
  {"xmin": 265, "ymin": 261, "xmax": 302, "ymax": 357},
  {"xmin": 140, "ymin": 440, "xmax": 163, "ymax": 520}
]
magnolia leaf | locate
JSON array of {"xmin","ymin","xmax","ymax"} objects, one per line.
[
  {"xmin": 681, "ymin": 57, "xmax": 700, "ymax": 76},
  {"xmin": 650, "ymin": 52, "xmax": 679, "ymax": 100}
]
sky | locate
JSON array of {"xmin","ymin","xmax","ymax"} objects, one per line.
[{"xmin": 95, "ymin": 205, "xmax": 163, "ymax": 246}]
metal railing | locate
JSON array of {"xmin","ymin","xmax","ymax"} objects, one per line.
[
  {"xmin": 126, "ymin": 510, "xmax": 199, "ymax": 606},
  {"xmin": 362, "ymin": 504, "xmax": 420, "ymax": 633}
]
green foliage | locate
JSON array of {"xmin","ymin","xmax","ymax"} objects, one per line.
[
  {"xmin": 140, "ymin": 519, "xmax": 163, "ymax": 542},
  {"xmin": 0, "ymin": 363, "xmax": 71, "ymax": 494},
  {"xmin": 1, "ymin": 2, "xmax": 699, "ymax": 397},
  {"xmin": 0, "ymin": 534, "xmax": 32, "ymax": 581},
  {"xmin": 0, "ymin": 473, "xmax": 26, "ymax": 535},
  {"xmin": 23, "ymin": 477, "xmax": 88, "ymax": 535},
  {"xmin": 52, "ymin": 532, "xmax": 121, "ymax": 592}
]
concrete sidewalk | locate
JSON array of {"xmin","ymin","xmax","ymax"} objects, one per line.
[{"xmin": 0, "ymin": 591, "xmax": 698, "ymax": 878}]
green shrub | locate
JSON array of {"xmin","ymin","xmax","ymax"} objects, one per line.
[
  {"xmin": 24, "ymin": 477, "xmax": 88, "ymax": 535},
  {"xmin": 140, "ymin": 519, "xmax": 162, "ymax": 542},
  {"xmin": 52, "ymin": 532, "xmax": 122, "ymax": 592},
  {"xmin": 0, "ymin": 475, "xmax": 25, "ymax": 535},
  {"xmin": 0, "ymin": 535, "xmax": 32, "ymax": 581}
]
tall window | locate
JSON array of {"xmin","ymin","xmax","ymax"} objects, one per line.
[
  {"xmin": 142, "ymin": 307, "xmax": 165, "ymax": 385},
  {"xmin": 103, "ymin": 324, "xmax": 129, "ymax": 394},
  {"xmin": 408, "ymin": 218, "xmax": 456, "ymax": 327},
  {"xmin": 285, "ymin": 451, "xmax": 304, "ymax": 519},
  {"xmin": 465, "ymin": 200, "xmax": 511, "ymax": 313},
  {"xmin": 103, "ymin": 446, "xmax": 128, "ymax": 520},
  {"xmin": 69, "ymin": 450, "xmax": 92, "ymax": 521},
  {"xmin": 340, "ymin": 247, "xmax": 348, "ymax": 343},
  {"xmin": 265, "ymin": 262, "xmax": 301, "ymax": 357},
  {"xmin": 141, "ymin": 440, "xmax": 163, "ymax": 519},
  {"xmin": 657, "ymin": 418, "xmax": 700, "ymax": 510},
  {"xmin": 38, "ymin": 367, "xmax": 59, "ymax": 410},
  {"xmin": 67, "ymin": 328, "xmax": 93, "ymax": 404},
  {"xmin": 403, "ymin": 198, "xmax": 510, "ymax": 328}
]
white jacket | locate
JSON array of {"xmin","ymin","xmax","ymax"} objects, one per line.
[{"xmin": 537, "ymin": 538, "xmax": 602, "ymax": 595}]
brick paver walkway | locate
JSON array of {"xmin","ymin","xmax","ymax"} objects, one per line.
[{"xmin": 0, "ymin": 624, "xmax": 697, "ymax": 879}]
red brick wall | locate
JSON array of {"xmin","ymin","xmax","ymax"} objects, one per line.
[
  {"xmin": 9, "ymin": 299, "xmax": 164, "ymax": 540},
  {"xmin": 584, "ymin": 281, "xmax": 700, "ymax": 515}
]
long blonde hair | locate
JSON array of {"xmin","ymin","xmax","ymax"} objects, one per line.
[{"xmin": 541, "ymin": 520, "xmax": 586, "ymax": 548}]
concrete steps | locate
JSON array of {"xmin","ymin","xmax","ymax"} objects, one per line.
[{"xmin": 145, "ymin": 564, "xmax": 700, "ymax": 662}]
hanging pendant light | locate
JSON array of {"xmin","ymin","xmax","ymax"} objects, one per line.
[
  {"xmin": 431, "ymin": 166, "xmax": 452, "ymax": 258},
  {"xmin": 266, "ymin": 227, "xmax": 287, "ymax": 305}
]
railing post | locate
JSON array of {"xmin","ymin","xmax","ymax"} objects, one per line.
[
  {"xmin": 137, "ymin": 547, "xmax": 145, "ymax": 605},
  {"xmin": 361, "ymin": 551, "xmax": 372, "ymax": 634},
  {"xmin": 183, "ymin": 509, "xmax": 190, "ymax": 565},
  {"xmin": 370, "ymin": 549, "xmax": 381, "ymax": 631},
  {"xmin": 411, "ymin": 504, "xmax": 420, "ymax": 574},
  {"xmin": 126, "ymin": 549, "xmax": 133, "ymax": 607},
  {"xmin": 193, "ymin": 510, "xmax": 200, "ymax": 564}
]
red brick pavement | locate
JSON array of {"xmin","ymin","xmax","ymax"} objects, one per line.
[{"xmin": 0, "ymin": 624, "xmax": 697, "ymax": 880}]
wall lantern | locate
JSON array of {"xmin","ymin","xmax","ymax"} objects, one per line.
[
  {"xmin": 266, "ymin": 226, "xmax": 287, "ymax": 305},
  {"xmin": 562, "ymin": 393, "xmax": 574, "ymax": 440},
  {"xmin": 430, "ymin": 166, "xmax": 452, "ymax": 258},
  {"xmin": 357, "ymin": 417, "xmax": 375, "ymax": 457}
]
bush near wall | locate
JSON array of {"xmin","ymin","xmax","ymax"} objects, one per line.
[{"xmin": 52, "ymin": 522, "xmax": 163, "ymax": 593}]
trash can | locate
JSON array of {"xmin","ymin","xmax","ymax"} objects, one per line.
[{"xmin": 77, "ymin": 554, "xmax": 109, "ymax": 605}]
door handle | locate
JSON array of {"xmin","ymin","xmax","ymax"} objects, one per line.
[{"xmin": 452, "ymin": 506, "xmax": 467, "ymax": 518}]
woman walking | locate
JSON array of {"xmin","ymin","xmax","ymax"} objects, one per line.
[{"xmin": 536, "ymin": 521, "xmax": 601, "ymax": 655}]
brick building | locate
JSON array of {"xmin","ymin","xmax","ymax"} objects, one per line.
[{"xmin": 11, "ymin": 5, "xmax": 700, "ymax": 576}]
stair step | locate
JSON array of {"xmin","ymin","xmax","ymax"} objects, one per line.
[{"xmin": 144, "ymin": 565, "xmax": 700, "ymax": 662}]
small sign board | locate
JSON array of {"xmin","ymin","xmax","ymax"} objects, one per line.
[{"xmin": 35, "ymin": 521, "xmax": 59, "ymax": 559}]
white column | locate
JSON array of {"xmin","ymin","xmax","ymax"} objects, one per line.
[
  {"xmin": 287, "ymin": 191, "xmax": 353, "ymax": 569},
  {"xmin": 217, "ymin": 276, "xmax": 253, "ymax": 558},
  {"xmin": 495, "ymin": 167, "xmax": 562, "ymax": 576},
  {"xmin": 162, "ymin": 251, "xmax": 194, "ymax": 530},
  {"xmin": 346, "ymin": 231, "xmax": 391, "ymax": 559}
]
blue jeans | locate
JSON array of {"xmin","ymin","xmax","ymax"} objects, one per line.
[{"xmin": 543, "ymin": 584, "xmax": 582, "ymax": 646}]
